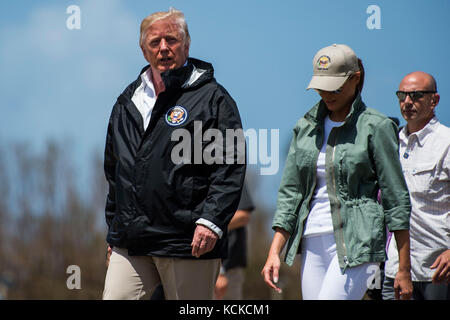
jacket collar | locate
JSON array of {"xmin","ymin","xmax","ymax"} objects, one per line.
[
  {"xmin": 161, "ymin": 57, "xmax": 214, "ymax": 91},
  {"xmin": 118, "ymin": 58, "xmax": 215, "ymax": 129},
  {"xmin": 120, "ymin": 58, "xmax": 214, "ymax": 103}
]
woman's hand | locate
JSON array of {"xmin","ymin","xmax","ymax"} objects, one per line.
[
  {"xmin": 261, "ymin": 228, "xmax": 290, "ymax": 294},
  {"xmin": 262, "ymin": 252, "xmax": 282, "ymax": 293}
]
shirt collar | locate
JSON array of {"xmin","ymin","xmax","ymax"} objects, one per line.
[
  {"xmin": 140, "ymin": 68, "xmax": 155, "ymax": 94},
  {"xmin": 400, "ymin": 116, "xmax": 439, "ymax": 147}
]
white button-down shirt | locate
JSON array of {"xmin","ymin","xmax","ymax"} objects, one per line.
[
  {"xmin": 130, "ymin": 67, "xmax": 223, "ymax": 238},
  {"xmin": 385, "ymin": 117, "xmax": 450, "ymax": 281},
  {"xmin": 131, "ymin": 68, "xmax": 156, "ymax": 131}
]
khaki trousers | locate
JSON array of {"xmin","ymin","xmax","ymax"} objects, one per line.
[{"xmin": 103, "ymin": 247, "xmax": 220, "ymax": 300}]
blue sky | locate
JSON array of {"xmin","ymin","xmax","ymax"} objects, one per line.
[{"xmin": 1, "ymin": 0, "xmax": 449, "ymax": 212}]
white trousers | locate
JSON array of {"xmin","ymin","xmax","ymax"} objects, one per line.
[{"xmin": 300, "ymin": 233, "xmax": 379, "ymax": 300}]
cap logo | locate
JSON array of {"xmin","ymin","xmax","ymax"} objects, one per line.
[
  {"xmin": 166, "ymin": 106, "xmax": 188, "ymax": 126},
  {"xmin": 317, "ymin": 55, "xmax": 331, "ymax": 70}
]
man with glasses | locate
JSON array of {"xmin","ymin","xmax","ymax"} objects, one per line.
[{"xmin": 383, "ymin": 71, "xmax": 450, "ymax": 300}]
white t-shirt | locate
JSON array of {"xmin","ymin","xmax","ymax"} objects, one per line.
[{"xmin": 303, "ymin": 115, "xmax": 343, "ymax": 238}]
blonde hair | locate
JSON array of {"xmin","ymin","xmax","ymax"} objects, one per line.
[{"xmin": 139, "ymin": 7, "xmax": 190, "ymax": 48}]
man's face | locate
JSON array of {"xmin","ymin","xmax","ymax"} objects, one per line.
[
  {"xmin": 398, "ymin": 74, "xmax": 438, "ymax": 131},
  {"xmin": 141, "ymin": 18, "xmax": 189, "ymax": 73}
]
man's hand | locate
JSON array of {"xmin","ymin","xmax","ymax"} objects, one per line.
[
  {"xmin": 214, "ymin": 274, "xmax": 228, "ymax": 299},
  {"xmin": 392, "ymin": 230, "xmax": 413, "ymax": 300},
  {"xmin": 394, "ymin": 270, "xmax": 413, "ymax": 300},
  {"xmin": 191, "ymin": 224, "xmax": 218, "ymax": 258},
  {"xmin": 431, "ymin": 249, "xmax": 450, "ymax": 284},
  {"xmin": 106, "ymin": 245, "xmax": 113, "ymax": 268}
]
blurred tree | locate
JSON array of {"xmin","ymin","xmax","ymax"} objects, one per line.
[
  {"xmin": 0, "ymin": 145, "xmax": 11, "ymax": 287},
  {"xmin": 243, "ymin": 206, "xmax": 302, "ymax": 300},
  {"xmin": 1, "ymin": 141, "xmax": 107, "ymax": 299},
  {"xmin": 0, "ymin": 140, "xmax": 302, "ymax": 300}
]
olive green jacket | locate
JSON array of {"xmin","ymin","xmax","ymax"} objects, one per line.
[{"xmin": 273, "ymin": 94, "xmax": 411, "ymax": 272}]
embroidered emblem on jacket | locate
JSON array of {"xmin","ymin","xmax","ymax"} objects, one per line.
[{"xmin": 166, "ymin": 106, "xmax": 188, "ymax": 126}]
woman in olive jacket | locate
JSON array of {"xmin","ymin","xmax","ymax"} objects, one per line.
[{"xmin": 262, "ymin": 44, "xmax": 413, "ymax": 300}]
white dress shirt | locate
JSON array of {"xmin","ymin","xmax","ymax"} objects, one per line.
[
  {"xmin": 131, "ymin": 67, "xmax": 223, "ymax": 238},
  {"xmin": 131, "ymin": 68, "xmax": 157, "ymax": 131},
  {"xmin": 385, "ymin": 117, "xmax": 450, "ymax": 281}
]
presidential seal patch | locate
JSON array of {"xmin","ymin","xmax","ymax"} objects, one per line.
[
  {"xmin": 166, "ymin": 106, "xmax": 188, "ymax": 126},
  {"xmin": 317, "ymin": 55, "xmax": 331, "ymax": 70}
]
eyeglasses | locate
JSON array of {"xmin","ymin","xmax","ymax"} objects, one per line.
[{"xmin": 395, "ymin": 90, "xmax": 436, "ymax": 101}]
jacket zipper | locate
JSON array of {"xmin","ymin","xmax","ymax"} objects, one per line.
[
  {"xmin": 328, "ymin": 126, "xmax": 349, "ymax": 273},
  {"xmin": 306, "ymin": 129, "xmax": 322, "ymax": 211}
]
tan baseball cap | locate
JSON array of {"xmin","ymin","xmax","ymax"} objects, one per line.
[{"xmin": 307, "ymin": 44, "xmax": 360, "ymax": 91}]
